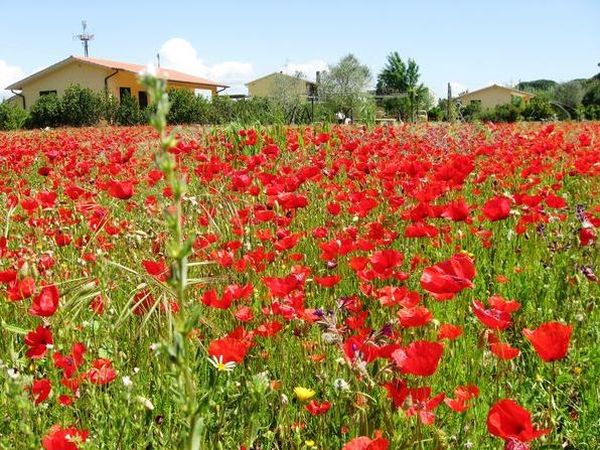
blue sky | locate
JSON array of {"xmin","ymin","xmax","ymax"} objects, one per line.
[{"xmin": 1, "ymin": 0, "xmax": 599, "ymax": 98}]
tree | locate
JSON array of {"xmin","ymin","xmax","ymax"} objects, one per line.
[
  {"xmin": 553, "ymin": 80, "xmax": 585, "ymax": 110},
  {"xmin": 61, "ymin": 84, "xmax": 102, "ymax": 127},
  {"xmin": 319, "ymin": 54, "xmax": 371, "ymax": 120},
  {"xmin": 376, "ymin": 52, "xmax": 430, "ymax": 121}
]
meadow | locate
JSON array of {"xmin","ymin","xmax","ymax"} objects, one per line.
[{"xmin": 0, "ymin": 117, "xmax": 598, "ymax": 449}]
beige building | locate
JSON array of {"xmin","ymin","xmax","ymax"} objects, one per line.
[
  {"xmin": 6, "ymin": 55, "xmax": 228, "ymax": 110},
  {"xmin": 246, "ymin": 72, "xmax": 317, "ymax": 98},
  {"xmin": 457, "ymin": 84, "xmax": 534, "ymax": 110}
]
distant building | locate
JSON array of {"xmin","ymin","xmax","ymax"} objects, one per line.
[
  {"xmin": 5, "ymin": 55, "xmax": 228, "ymax": 110},
  {"xmin": 246, "ymin": 72, "xmax": 317, "ymax": 98},
  {"xmin": 457, "ymin": 84, "xmax": 534, "ymax": 110}
]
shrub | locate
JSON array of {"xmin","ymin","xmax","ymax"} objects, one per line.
[
  {"xmin": 0, "ymin": 101, "xmax": 29, "ymax": 130},
  {"xmin": 61, "ymin": 84, "xmax": 103, "ymax": 127},
  {"xmin": 167, "ymin": 89, "xmax": 210, "ymax": 125},
  {"xmin": 523, "ymin": 96, "xmax": 554, "ymax": 121},
  {"xmin": 28, "ymin": 93, "xmax": 63, "ymax": 128},
  {"xmin": 116, "ymin": 93, "xmax": 145, "ymax": 126}
]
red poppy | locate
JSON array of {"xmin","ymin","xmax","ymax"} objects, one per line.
[
  {"xmin": 523, "ymin": 321, "xmax": 572, "ymax": 362},
  {"xmin": 53, "ymin": 343, "xmax": 86, "ymax": 379},
  {"xmin": 107, "ymin": 180, "xmax": 134, "ymax": 200},
  {"xmin": 490, "ymin": 342, "xmax": 520, "ymax": 360},
  {"xmin": 444, "ymin": 385, "xmax": 479, "ymax": 413},
  {"xmin": 342, "ymin": 430, "xmax": 388, "ymax": 450},
  {"xmin": 487, "ymin": 399, "xmax": 550, "ymax": 445},
  {"xmin": 29, "ymin": 285, "xmax": 60, "ymax": 317},
  {"xmin": 305, "ymin": 400, "xmax": 332, "ymax": 416},
  {"xmin": 483, "ymin": 196, "xmax": 512, "ymax": 221},
  {"xmin": 29, "ymin": 378, "xmax": 52, "ymax": 404},
  {"xmin": 87, "ymin": 358, "xmax": 117, "ymax": 385},
  {"xmin": 437, "ymin": 323, "xmax": 463, "ymax": 341},
  {"xmin": 24, "ymin": 325, "xmax": 53, "ymax": 359},
  {"xmin": 42, "ymin": 425, "xmax": 89, "ymax": 450},
  {"xmin": 405, "ymin": 387, "xmax": 445, "ymax": 425},
  {"xmin": 420, "ymin": 253, "xmax": 475, "ymax": 300},
  {"xmin": 392, "ymin": 341, "xmax": 444, "ymax": 376},
  {"xmin": 441, "ymin": 198, "xmax": 471, "ymax": 222},
  {"xmin": 398, "ymin": 306, "xmax": 433, "ymax": 328},
  {"xmin": 7, "ymin": 276, "xmax": 36, "ymax": 301},
  {"xmin": 208, "ymin": 336, "xmax": 252, "ymax": 363},
  {"xmin": 472, "ymin": 300, "xmax": 512, "ymax": 330}
]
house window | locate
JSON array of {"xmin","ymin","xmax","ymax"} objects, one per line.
[
  {"xmin": 119, "ymin": 87, "xmax": 131, "ymax": 101},
  {"xmin": 138, "ymin": 91, "xmax": 148, "ymax": 108},
  {"xmin": 39, "ymin": 90, "xmax": 57, "ymax": 96}
]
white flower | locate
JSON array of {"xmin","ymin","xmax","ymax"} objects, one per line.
[
  {"xmin": 208, "ymin": 355, "xmax": 236, "ymax": 372},
  {"xmin": 333, "ymin": 378, "xmax": 350, "ymax": 391},
  {"xmin": 122, "ymin": 376, "xmax": 133, "ymax": 388}
]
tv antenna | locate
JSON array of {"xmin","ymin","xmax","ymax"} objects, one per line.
[{"xmin": 75, "ymin": 21, "xmax": 94, "ymax": 57}]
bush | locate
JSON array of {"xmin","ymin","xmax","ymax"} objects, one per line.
[
  {"xmin": 28, "ymin": 93, "xmax": 63, "ymax": 128},
  {"xmin": 116, "ymin": 93, "xmax": 145, "ymax": 126},
  {"xmin": 61, "ymin": 85, "xmax": 103, "ymax": 127},
  {"xmin": 523, "ymin": 96, "xmax": 554, "ymax": 121},
  {"xmin": 0, "ymin": 101, "xmax": 29, "ymax": 130},
  {"xmin": 101, "ymin": 94, "xmax": 120, "ymax": 125},
  {"xmin": 167, "ymin": 89, "xmax": 210, "ymax": 125}
]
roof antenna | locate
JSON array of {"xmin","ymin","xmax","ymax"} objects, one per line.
[
  {"xmin": 157, "ymin": 53, "xmax": 161, "ymax": 68},
  {"xmin": 75, "ymin": 21, "xmax": 94, "ymax": 57}
]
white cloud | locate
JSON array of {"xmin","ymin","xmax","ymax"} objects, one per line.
[
  {"xmin": 159, "ymin": 38, "xmax": 253, "ymax": 90},
  {"xmin": 0, "ymin": 60, "xmax": 25, "ymax": 99},
  {"xmin": 282, "ymin": 59, "xmax": 328, "ymax": 80}
]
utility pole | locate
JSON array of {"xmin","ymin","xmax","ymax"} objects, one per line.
[
  {"xmin": 75, "ymin": 21, "xmax": 94, "ymax": 57},
  {"xmin": 447, "ymin": 82, "xmax": 452, "ymax": 122}
]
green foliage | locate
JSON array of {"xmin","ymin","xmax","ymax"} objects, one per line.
[
  {"xmin": 553, "ymin": 80, "xmax": 585, "ymax": 110},
  {"xmin": 117, "ymin": 92, "xmax": 146, "ymax": 126},
  {"xmin": 377, "ymin": 52, "xmax": 431, "ymax": 121},
  {"xmin": 167, "ymin": 88, "xmax": 209, "ymax": 125},
  {"xmin": 517, "ymin": 79, "xmax": 558, "ymax": 93},
  {"xmin": 319, "ymin": 54, "xmax": 371, "ymax": 119},
  {"xmin": 523, "ymin": 96, "xmax": 555, "ymax": 121},
  {"xmin": 101, "ymin": 94, "xmax": 120, "ymax": 125},
  {"xmin": 0, "ymin": 101, "xmax": 29, "ymax": 130},
  {"xmin": 61, "ymin": 84, "xmax": 103, "ymax": 127},
  {"xmin": 582, "ymin": 81, "xmax": 600, "ymax": 106},
  {"xmin": 28, "ymin": 93, "xmax": 63, "ymax": 128}
]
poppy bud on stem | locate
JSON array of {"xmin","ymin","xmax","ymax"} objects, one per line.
[{"xmin": 140, "ymin": 72, "xmax": 202, "ymax": 450}]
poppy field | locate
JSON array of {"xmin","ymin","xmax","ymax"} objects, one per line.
[{"xmin": 0, "ymin": 119, "xmax": 599, "ymax": 449}]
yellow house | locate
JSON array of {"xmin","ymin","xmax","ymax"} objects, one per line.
[
  {"xmin": 457, "ymin": 84, "xmax": 534, "ymax": 110},
  {"xmin": 6, "ymin": 55, "xmax": 228, "ymax": 109},
  {"xmin": 246, "ymin": 72, "xmax": 317, "ymax": 98}
]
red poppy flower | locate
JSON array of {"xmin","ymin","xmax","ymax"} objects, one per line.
[
  {"xmin": 107, "ymin": 180, "xmax": 134, "ymax": 200},
  {"xmin": 87, "ymin": 358, "xmax": 117, "ymax": 385},
  {"xmin": 29, "ymin": 285, "xmax": 60, "ymax": 317},
  {"xmin": 24, "ymin": 325, "xmax": 53, "ymax": 359},
  {"xmin": 487, "ymin": 399, "xmax": 550, "ymax": 445},
  {"xmin": 0, "ymin": 269, "xmax": 17, "ymax": 284},
  {"xmin": 53, "ymin": 343, "xmax": 86, "ymax": 379},
  {"xmin": 405, "ymin": 387, "xmax": 445, "ymax": 425},
  {"xmin": 305, "ymin": 400, "xmax": 332, "ymax": 416},
  {"xmin": 398, "ymin": 306, "xmax": 433, "ymax": 328},
  {"xmin": 444, "ymin": 385, "xmax": 479, "ymax": 413},
  {"xmin": 392, "ymin": 341, "xmax": 444, "ymax": 376},
  {"xmin": 7, "ymin": 276, "xmax": 36, "ymax": 301},
  {"xmin": 472, "ymin": 300, "xmax": 512, "ymax": 330},
  {"xmin": 29, "ymin": 378, "xmax": 52, "ymax": 405},
  {"xmin": 314, "ymin": 274, "xmax": 342, "ymax": 287},
  {"xmin": 208, "ymin": 336, "xmax": 251, "ymax": 363},
  {"xmin": 42, "ymin": 425, "xmax": 89, "ymax": 450},
  {"xmin": 437, "ymin": 323, "xmax": 463, "ymax": 341},
  {"xmin": 522, "ymin": 322, "xmax": 572, "ymax": 362},
  {"xmin": 483, "ymin": 196, "xmax": 512, "ymax": 221},
  {"xmin": 441, "ymin": 198, "xmax": 471, "ymax": 222},
  {"xmin": 420, "ymin": 253, "xmax": 475, "ymax": 300},
  {"xmin": 490, "ymin": 342, "xmax": 520, "ymax": 360},
  {"xmin": 342, "ymin": 430, "xmax": 388, "ymax": 450}
]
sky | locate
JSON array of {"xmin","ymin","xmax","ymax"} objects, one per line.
[{"xmin": 1, "ymin": 0, "xmax": 599, "ymax": 98}]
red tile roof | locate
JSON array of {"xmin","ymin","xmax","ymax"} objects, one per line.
[
  {"xmin": 6, "ymin": 55, "xmax": 228, "ymax": 90},
  {"xmin": 74, "ymin": 56, "xmax": 227, "ymax": 88}
]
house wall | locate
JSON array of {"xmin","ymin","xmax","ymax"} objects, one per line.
[
  {"xmin": 459, "ymin": 86, "xmax": 532, "ymax": 110},
  {"xmin": 247, "ymin": 73, "xmax": 311, "ymax": 98},
  {"xmin": 18, "ymin": 61, "xmax": 217, "ymax": 110},
  {"xmin": 19, "ymin": 62, "xmax": 109, "ymax": 109}
]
